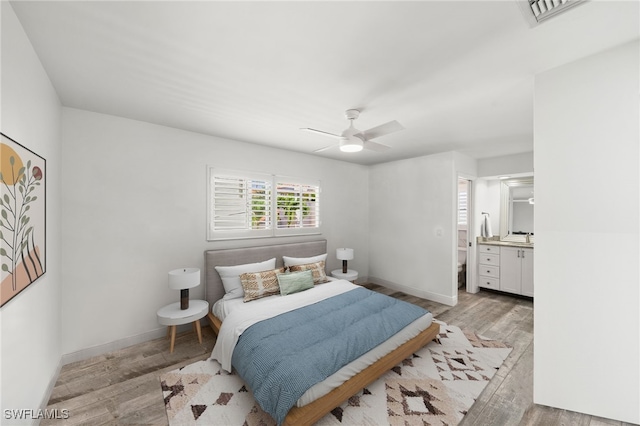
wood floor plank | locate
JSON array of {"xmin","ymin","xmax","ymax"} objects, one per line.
[
  {"xmin": 43, "ymin": 285, "xmax": 610, "ymax": 425},
  {"xmin": 555, "ymin": 408, "xmax": 593, "ymax": 426},
  {"xmin": 482, "ymin": 303, "xmax": 533, "ymax": 342}
]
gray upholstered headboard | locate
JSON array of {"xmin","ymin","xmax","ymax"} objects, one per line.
[{"xmin": 204, "ymin": 239, "xmax": 328, "ymax": 307}]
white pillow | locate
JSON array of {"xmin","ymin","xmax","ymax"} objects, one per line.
[
  {"xmin": 283, "ymin": 253, "xmax": 328, "ymax": 268},
  {"xmin": 215, "ymin": 258, "xmax": 276, "ymax": 300}
]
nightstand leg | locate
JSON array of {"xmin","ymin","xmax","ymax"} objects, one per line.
[
  {"xmin": 169, "ymin": 325, "xmax": 177, "ymax": 353},
  {"xmin": 194, "ymin": 320, "xmax": 203, "ymax": 344}
]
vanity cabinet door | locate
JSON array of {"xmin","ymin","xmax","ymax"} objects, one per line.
[
  {"xmin": 521, "ymin": 248, "xmax": 534, "ymax": 297},
  {"xmin": 500, "ymin": 247, "xmax": 534, "ymax": 296},
  {"xmin": 499, "ymin": 247, "xmax": 522, "ymax": 294}
]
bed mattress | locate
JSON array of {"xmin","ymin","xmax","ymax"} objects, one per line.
[{"xmin": 210, "ymin": 280, "xmax": 433, "ymax": 408}]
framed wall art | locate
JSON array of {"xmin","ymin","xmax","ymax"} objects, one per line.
[{"xmin": 0, "ymin": 133, "xmax": 46, "ymax": 307}]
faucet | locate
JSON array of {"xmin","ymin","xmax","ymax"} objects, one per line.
[{"xmin": 525, "ymin": 233, "xmax": 531, "ymax": 244}]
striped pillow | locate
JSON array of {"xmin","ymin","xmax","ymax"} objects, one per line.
[
  {"xmin": 240, "ymin": 268, "xmax": 285, "ymax": 302},
  {"xmin": 288, "ymin": 260, "xmax": 329, "ymax": 284}
]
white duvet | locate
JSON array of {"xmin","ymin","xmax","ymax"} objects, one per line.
[
  {"xmin": 210, "ymin": 279, "xmax": 357, "ymax": 372},
  {"xmin": 209, "ymin": 280, "xmax": 433, "ymax": 407}
]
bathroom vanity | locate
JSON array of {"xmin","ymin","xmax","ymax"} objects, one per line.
[
  {"xmin": 478, "ymin": 240, "xmax": 533, "ymax": 297},
  {"xmin": 477, "ymin": 176, "xmax": 534, "ymax": 297}
]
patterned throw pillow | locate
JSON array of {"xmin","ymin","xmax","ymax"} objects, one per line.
[
  {"xmin": 215, "ymin": 258, "xmax": 277, "ymax": 300},
  {"xmin": 288, "ymin": 260, "xmax": 329, "ymax": 284},
  {"xmin": 240, "ymin": 268, "xmax": 285, "ymax": 302}
]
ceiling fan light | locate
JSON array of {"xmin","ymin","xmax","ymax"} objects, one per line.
[{"xmin": 339, "ymin": 137, "xmax": 363, "ymax": 152}]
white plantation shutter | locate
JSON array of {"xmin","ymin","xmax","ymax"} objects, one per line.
[
  {"xmin": 458, "ymin": 190, "xmax": 468, "ymax": 225},
  {"xmin": 208, "ymin": 170, "xmax": 272, "ymax": 240},
  {"xmin": 275, "ymin": 180, "xmax": 320, "ymax": 236},
  {"xmin": 207, "ymin": 168, "xmax": 320, "ymax": 240}
]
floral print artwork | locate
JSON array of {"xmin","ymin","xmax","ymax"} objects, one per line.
[{"xmin": 0, "ymin": 133, "xmax": 46, "ymax": 307}]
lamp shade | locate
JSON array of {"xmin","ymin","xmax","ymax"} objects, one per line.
[
  {"xmin": 336, "ymin": 248, "xmax": 354, "ymax": 261},
  {"xmin": 168, "ymin": 268, "xmax": 200, "ymax": 290}
]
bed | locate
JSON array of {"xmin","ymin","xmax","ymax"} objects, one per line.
[{"xmin": 204, "ymin": 239, "xmax": 440, "ymax": 426}]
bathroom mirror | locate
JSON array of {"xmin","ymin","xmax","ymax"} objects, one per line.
[{"xmin": 499, "ymin": 177, "xmax": 534, "ymax": 242}]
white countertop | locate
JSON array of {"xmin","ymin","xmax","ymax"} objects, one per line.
[{"xmin": 477, "ymin": 238, "xmax": 534, "ymax": 249}]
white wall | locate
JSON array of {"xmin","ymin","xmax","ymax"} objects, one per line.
[
  {"xmin": 0, "ymin": 2, "xmax": 63, "ymax": 423},
  {"xmin": 474, "ymin": 179, "xmax": 501, "ymax": 234},
  {"xmin": 534, "ymin": 41, "xmax": 639, "ymax": 423},
  {"xmin": 453, "ymin": 151, "xmax": 477, "ymax": 179},
  {"xmin": 60, "ymin": 108, "xmax": 370, "ymax": 356},
  {"xmin": 477, "ymin": 152, "xmax": 533, "ymax": 178},
  {"xmin": 368, "ymin": 152, "xmax": 458, "ymax": 305}
]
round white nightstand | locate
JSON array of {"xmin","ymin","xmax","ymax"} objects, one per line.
[
  {"xmin": 331, "ymin": 269, "xmax": 358, "ymax": 283},
  {"xmin": 157, "ymin": 299, "xmax": 209, "ymax": 353}
]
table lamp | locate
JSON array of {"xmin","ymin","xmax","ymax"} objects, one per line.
[
  {"xmin": 168, "ymin": 268, "xmax": 200, "ymax": 310},
  {"xmin": 336, "ymin": 248, "xmax": 354, "ymax": 274}
]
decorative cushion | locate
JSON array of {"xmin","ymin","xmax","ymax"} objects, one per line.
[
  {"xmin": 277, "ymin": 270, "xmax": 315, "ymax": 296},
  {"xmin": 240, "ymin": 268, "xmax": 285, "ymax": 302},
  {"xmin": 288, "ymin": 260, "xmax": 329, "ymax": 284},
  {"xmin": 283, "ymin": 253, "xmax": 328, "ymax": 268},
  {"xmin": 215, "ymin": 258, "xmax": 277, "ymax": 300}
]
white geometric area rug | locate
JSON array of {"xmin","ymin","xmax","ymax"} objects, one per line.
[{"xmin": 160, "ymin": 321, "xmax": 511, "ymax": 426}]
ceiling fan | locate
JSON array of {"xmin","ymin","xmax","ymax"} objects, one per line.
[{"xmin": 301, "ymin": 109, "xmax": 404, "ymax": 153}]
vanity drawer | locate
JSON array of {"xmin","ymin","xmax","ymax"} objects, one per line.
[
  {"xmin": 479, "ymin": 265, "xmax": 500, "ymax": 278},
  {"xmin": 479, "ymin": 276, "xmax": 500, "ymax": 290},
  {"xmin": 479, "ymin": 244, "xmax": 499, "ymax": 254},
  {"xmin": 479, "ymin": 253, "xmax": 499, "ymax": 266}
]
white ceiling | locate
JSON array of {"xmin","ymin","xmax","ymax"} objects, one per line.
[{"xmin": 10, "ymin": 1, "xmax": 639, "ymax": 165}]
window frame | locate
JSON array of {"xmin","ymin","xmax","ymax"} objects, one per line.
[{"xmin": 207, "ymin": 168, "xmax": 321, "ymax": 241}]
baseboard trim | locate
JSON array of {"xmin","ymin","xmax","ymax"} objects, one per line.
[
  {"xmin": 354, "ymin": 275, "xmax": 368, "ymax": 286},
  {"xmin": 39, "ymin": 357, "xmax": 64, "ymax": 413},
  {"xmin": 61, "ymin": 323, "xmax": 193, "ymax": 366},
  {"xmin": 368, "ymin": 276, "xmax": 457, "ymax": 306}
]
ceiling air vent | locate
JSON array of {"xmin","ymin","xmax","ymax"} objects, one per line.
[{"xmin": 527, "ymin": 0, "xmax": 587, "ymax": 24}]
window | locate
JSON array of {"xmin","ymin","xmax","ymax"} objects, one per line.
[
  {"xmin": 275, "ymin": 179, "xmax": 320, "ymax": 236},
  {"xmin": 209, "ymin": 170, "xmax": 272, "ymax": 239},
  {"xmin": 458, "ymin": 190, "xmax": 468, "ymax": 226},
  {"xmin": 208, "ymin": 168, "xmax": 320, "ymax": 240}
]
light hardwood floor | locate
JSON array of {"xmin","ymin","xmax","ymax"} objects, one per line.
[{"xmin": 44, "ymin": 286, "xmax": 634, "ymax": 426}]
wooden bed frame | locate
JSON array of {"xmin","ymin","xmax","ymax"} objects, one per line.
[{"xmin": 204, "ymin": 239, "xmax": 440, "ymax": 426}]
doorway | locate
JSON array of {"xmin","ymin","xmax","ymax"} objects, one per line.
[{"xmin": 457, "ymin": 178, "xmax": 471, "ymax": 292}]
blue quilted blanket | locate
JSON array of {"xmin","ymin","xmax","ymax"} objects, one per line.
[{"xmin": 231, "ymin": 287, "xmax": 428, "ymax": 424}]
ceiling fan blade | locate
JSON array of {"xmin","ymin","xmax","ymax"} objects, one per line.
[
  {"xmin": 363, "ymin": 140, "xmax": 391, "ymax": 152},
  {"xmin": 313, "ymin": 144, "xmax": 336, "ymax": 153},
  {"xmin": 359, "ymin": 120, "xmax": 404, "ymax": 140},
  {"xmin": 300, "ymin": 128, "xmax": 342, "ymax": 139}
]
